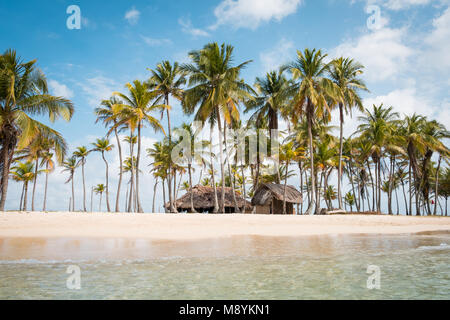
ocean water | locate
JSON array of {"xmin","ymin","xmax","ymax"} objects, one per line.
[{"xmin": 0, "ymin": 234, "xmax": 449, "ymax": 300}]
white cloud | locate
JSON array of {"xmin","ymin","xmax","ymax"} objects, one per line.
[
  {"xmin": 77, "ymin": 76, "xmax": 118, "ymax": 108},
  {"xmin": 125, "ymin": 7, "xmax": 140, "ymax": 25},
  {"xmin": 259, "ymin": 38, "xmax": 295, "ymax": 72},
  {"xmin": 423, "ymin": 7, "xmax": 450, "ymax": 69},
  {"xmin": 331, "ymin": 26, "xmax": 414, "ymax": 82},
  {"xmin": 357, "ymin": 0, "xmax": 432, "ymax": 10},
  {"xmin": 178, "ymin": 18, "xmax": 210, "ymax": 37},
  {"xmin": 48, "ymin": 80, "xmax": 74, "ymax": 99},
  {"xmin": 140, "ymin": 35, "xmax": 172, "ymax": 46},
  {"xmin": 210, "ymin": 0, "xmax": 303, "ymax": 30}
]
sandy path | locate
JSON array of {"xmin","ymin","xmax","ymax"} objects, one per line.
[{"xmin": 0, "ymin": 212, "xmax": 449, "ymax": 240}]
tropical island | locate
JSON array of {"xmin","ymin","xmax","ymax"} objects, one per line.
[{"xmin": 1, "ymin": 44, "xmax": 448, "ymax": 220}]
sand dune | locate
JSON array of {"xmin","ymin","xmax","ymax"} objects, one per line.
[{"xmin": 0, "ymin": 212, "xmax": 449, "ymax": 240}]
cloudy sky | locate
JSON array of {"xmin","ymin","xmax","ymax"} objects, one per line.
[{"xmin": 0, "ymin": 0, "xmax": 449, "ymax": 212}]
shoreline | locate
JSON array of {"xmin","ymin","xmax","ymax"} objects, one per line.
[{"xmin": 0, "ymin": 212, "xmax": 449, "ymax": 241}]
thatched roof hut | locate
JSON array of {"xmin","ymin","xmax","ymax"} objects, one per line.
[
  {"xmin": 167, "ymin": 185, "xmax": 252, "ymax": 213},
  {"xmin": 251, "ymin": 183, "xmax": 302, "ymax": 215}
]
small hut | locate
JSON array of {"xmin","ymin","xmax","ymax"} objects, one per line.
[
  {"xmin": 166, "ymin": 185, "xmax": 252, "ymax": 213},
  {"xmin": 251, "ymin": 183, "xmax": 302, "ymax": 215}
]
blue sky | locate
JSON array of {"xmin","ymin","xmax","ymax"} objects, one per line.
[{"xmin": 1, "ymin": 0, "xmax": 449, "ymax": 212}]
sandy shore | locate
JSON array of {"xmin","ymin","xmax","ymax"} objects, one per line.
[{"xmin": 0, "ymin": 212, "xmax": 449, "ymax": 240}]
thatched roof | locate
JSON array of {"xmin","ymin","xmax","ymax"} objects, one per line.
[
  {"xmin": 252, "ymin": 183, "xmax": 302, "ymax": 206},
  {"xmin": 167, "ymin": 185, "xmax": 251, "ymax": 210}
]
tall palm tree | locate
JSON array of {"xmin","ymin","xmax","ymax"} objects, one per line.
[
  {"xmin": 182, "ymin": 42, "xmax": 254, "ymax": 212},
  {"xmin": 328, "ymin": 57, "xmax": 368, "ymax": 209},
  {"xmin": 148, "ymin": 141, "xmax": 170, "ymax": 212},
  {"xmin": 401, "ymin": 114, "xmax": 428, "ymax": 216},
  {"xmin": 94, "ymin": 184, "xmax": 106, "ymax": 212},
  {"xmin": 147, "ymin": 61, "xmax": 186, "ymax": 213},
  {"xmin": 112, "ymin": 80, "xmax": 165, "ymax": 213},
  {"xmin": 92, "ymin": 138, "xmax": 114, "ymax": 212},
  {"xmin": 62, "ymin": 156, "xmax": 78, "ymax": 211},
  {"xmin": 10, "ymin": 160, "xmax": 35, "ymax": 211},
  {"xmin": 289, "ymin": 48, "xmax": 336, "ymax": 215},
  {"xmin": 73, "ymin": 146, "xmax": 90, "ymax": 212},
  {"xmin": 0, "ymin": 49, "xmax": 74, "ymax": 211},
  {"xmin": 95, "ymin": 97, "xmax": 126, "ymax": 212}
]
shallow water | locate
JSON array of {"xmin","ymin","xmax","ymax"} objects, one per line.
[{"xmin": 0, "ymin": 234, "xmax": 449, "ymax": 299}]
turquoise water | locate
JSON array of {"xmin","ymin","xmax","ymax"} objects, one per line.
[{"xmin": 0, "ymin": 234, "xmax": 449, "ymax": 299}]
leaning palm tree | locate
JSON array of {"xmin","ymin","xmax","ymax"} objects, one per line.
[
  {"xmin": 328, "ymin": 57, "xmax": 368, "ymax": 209},
  {"xmin": 182, "ymin": 42, "xmax": 254, "ymax": 213},
  {"xmin": 73, "ymin": 146, "xmax": 90, "ymax": 212},
  {"xmin": 92, "ymin": 138, "xmax": 114, "ymax": 212},
  {"xmin": 111, "ymin": 80, "xmax": 165, "ymax": 213},
  {"xmin": 62, "ymin": 156, "xmax": 78, "ymax": 211},
  {"xmin": 10, "ymin": 160, "xmax": 35, "ymax": 211},
  {"xmin": 289, "ymin": 48, "xmax": 337, "ymax": 215},
  {"xmin": 147, "ymin": 61, "xmax": 186, "ymax": 213},
  {"xmin": 0, "ymin": 49, "xmax": 74, "ymax": 211},
  {"xmin": 95, "ymin": 97, "xmax": 126, "ymax": 212},
  {"xmin": 94, "ymin": 184, "xmax": 106, "ymax": 212}
]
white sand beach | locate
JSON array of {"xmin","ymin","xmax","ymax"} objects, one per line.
[{"xmin": 0, "ymin": 212, "xmax": 449, "ymax": 240}]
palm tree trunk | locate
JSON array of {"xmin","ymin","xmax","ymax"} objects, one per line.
[
  {"xmin": 31, "ymin": 158, "xmax": 39, "ymax": 211},
  {"xmin": 114, "ymin": 127, "xmax": 123, "ymax": 212},
  {"xmin": 165, "ymin": 95, "xmax": 175, "ymax": 214},
  {"xmin": 152, "ymin": 179, "xmax": 158, "ymax": 213},
  {"xmin": 173, "ymin": 169, "xmax": 177, "ymax": 211},
  {"xmin": 188, "ymin": 164, "xmax": 197, "ymax": 213},
  {"xmin": 127, "ymin": 132, "xmax": 134, "ymax": 213},
  {"xmin": 81, "ymin": 160, "xmax": 86, "ymax": 212},
  {"xmin": 306, "ymin": 103, "xmax": 317, "ymax": 215},
  {"xmin": 434, "ymin": 155, "xmax": 441, "ymax": 216},
  {"xmin": 99, "ymin": 194, "xmax": 102, "ymax": 212},
  {"xmin": 19, "ymin": 184, "xmax": 24, "ymax": 211},
  {"xmin": 71, "ymin": 175, "xmax": 75, "ymax": 212},
  {"xmin": 23, "ymin": 181, "xmax": 29, "ymax": 211},
  {"xmin": 136, "ymin": 123, "xmax": 143, "ymax": 213},
  {"xmin": 283, "ymin": 162, "xmax": 289, "ymax": 215},
  {"xmin": 224, "ymin": 122, "xmax": 240, "ymax": 213},
  {"xmin": 210, "ymin": 125, "xmax": 219, "ymax": 213},
  {"xmin": 43, "ymin": 162, "xmax": 49, "ymax": 211},
  {"xmin": 299, "ymin": 162, "xmax": 303, "ymax": 215},
  {"xmin": 216, "ymin": 107, "xmax": 226, "ymax": 213},
  {"xmin": 0, "ymin": 144, "xmax": 14, "ymax": 211},
  {"xmin": 101, "ymin": 152, "xmax": 111, "ymax": 212},
  {"xmin": 337, "ymin": 103, "xmax": 344, "ymax": 209},
  {"xmin": 162, "ymin": 179, "xmax": 167, "ymax": 213},
  {"xmin": 409, "ymin": 162, "xmax": 413, "ymax": 216}
]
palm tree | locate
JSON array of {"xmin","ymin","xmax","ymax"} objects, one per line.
[
  {"xmin": 182, "ymin": 42, "xmax": 254, "ymax": 213},
  {"xmin": 329, "ymin": 57, "xmax": 368, "ymax": 209},
  {"xmin": 10, "ymin": 160, "xmax": 35, "ymax": 211},
  {"xmin": 62, "ymin": 156, "xmax": 78, "ymax": 211},
  {"xmin": 289, "ymin": 48, "xmax": 336, "ymax": 215},
  {"xmin": 357, "ymin": 104, "xmax": 400, "ymax": 213},
  {"xmin": 280, "ymin": 140, "xmax": 297, "ymax": 214},
  {"xmin": 344, "ymin": 192, "xmax": 355, "ymax": 212},
  {"xmin": 40, "ymin": 150, "xmax": 54, "ymax": 211},
  {"xmin": 0, "ymin": 49, "xmax": 74, "ymax": 211},
  {"xmin": 148, "ymin": 141, "xmax": 170, "ymax": 212},
  {"xmin": 147, "ymin": 61, "xmax": 186, "ymax": 213},
  {"xmin": 245, "ymin": 67, "xmax": 294, "ymax": 131},
  {"xmin": 95, "ymin": 97, "xmax": 126, "ymax": 212},
  {"xmin": 94, "ymin": 184, "xmax": 106, "ymax": 212},
  {"xmin": 401, "ymin": 114, "xmax": 428, "ymax": 216},
  {"xmin": 73, "ymin": 146, "xmax": 90, "ymax": 212},
  {"xmin": 92, "ymin": 138, "xmax": 114, "ymax": 212},
  {"xmin": 112, "ymin": 80, "xmax": 165, "ymax": 213}
]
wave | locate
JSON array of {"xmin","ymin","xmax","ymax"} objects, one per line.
[{"xmin": 417, "ymin": 243, "xmax": 450, "ymax": 251}]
